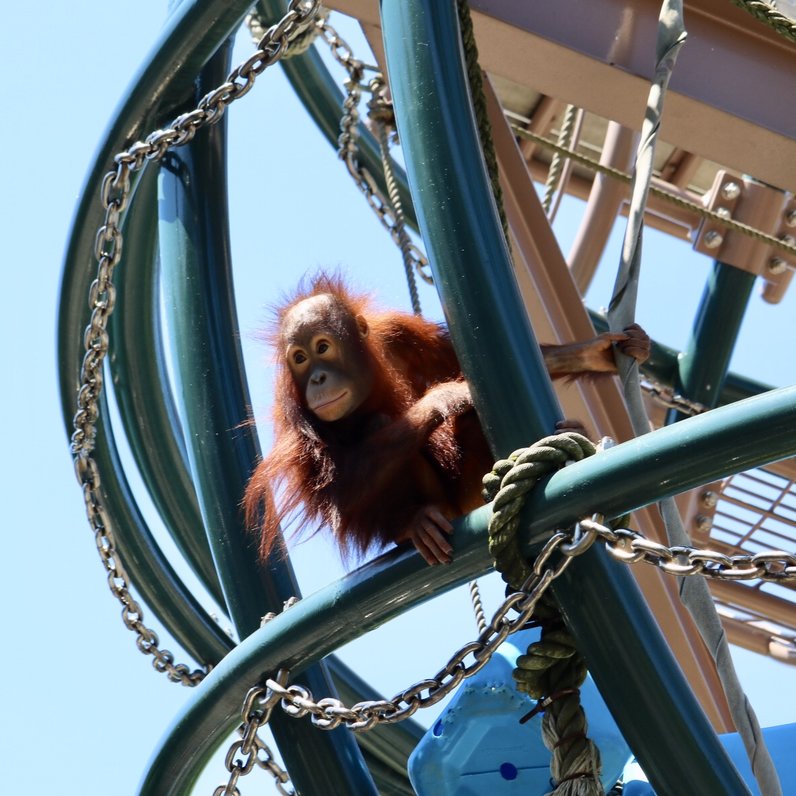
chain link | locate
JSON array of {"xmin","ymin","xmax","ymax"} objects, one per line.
[
  {"xmin": 249, "ymin": 531, "xmax": 578, "ymax": 736},
  {"xmin": 319, "ymin": 18, "xmax": 434, "ymax": 286},
  {"xmin": 577, "ymin": 517, "xmax": 796, "ymax": 581},
  {"xmin": 640, "ymin": 376, "xmax": 709, "ymax": 417},
  {"xmin": 215, "ymin": 672, "xmax": 295, "ymax": 796},
  {"xmin": 215, "ymin": 508, "xmax": 793, "ymax": 793},
  {"xmin": 70, "ymin": 0, "xmax": 322, "ymax": 686},
  {"xmin": 228, "ymin": 515, "xmax": 794, "ymax": 746}
]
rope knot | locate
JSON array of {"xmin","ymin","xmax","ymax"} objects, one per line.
[
  {"xmin": 484, "ymin": 432, "xmax": 596, "ymax": 589},
  {"xmin": 482, "ymin": 430, "xmax": 601, "ymax": 794}
]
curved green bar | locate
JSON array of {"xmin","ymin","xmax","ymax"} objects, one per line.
[
  {"xmin": 59, "ymin": 1, "xmax": 259, "ymax": 681},
  {"xmin": 154, "ymin": 34, "xmax": 377, "ymax": 796},
  {"xmin": 379, "ymin": 1, "xmax": 753, "ymax": 793},
  {"xmin": 58, "ymin": 0, "xmax": 257, "ymax": 417},
  {"xmin": 139, "ymin": 345, "xmax": 796, "ymax": 794},
  {"xmin": 66, "ymin": 160, "xmax": 233, "ymax": 665},
  {"xmin": 93, "ymin": 393, "xmax": 234, "ymax": 665},
  {"xmin": 666, "ymin": 260, "xmax": 756, "ymax": 422},
  {"xmin": 58, "ymin": 3, "xmax": 419, "ymax": 789},
  {"xmin": 109, "ymin": 164, "xmax": 225, "ymax": 607}
]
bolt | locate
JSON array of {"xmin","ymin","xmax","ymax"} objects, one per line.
[
  {"xmin": 701, "ymin": 490, "xmax": 718, "ymax": 509},
  {"xmin": 694, "ymin": 514, "xmax": 712, "ymax": 534},
  {"xmin": 781, "ymin": 234, "xmax": 796, "ymax": 247},
  {"xmin": 786, "ymin": 209, "xmax": 796, "ymax": 228},
  {"xmin": 716, "ymin": 206, "xmax": 731, "ymax": 219},
  {"xmin": 768, "ymin": 257, "xmax": 787, "ymax": 275},
  {"xmin": 704, "ymin": 230, "xmax": 723, "ymax": 249},
  {"xmin": 721, "ymin": 181, "xmax": 741, "ymax": 200}
]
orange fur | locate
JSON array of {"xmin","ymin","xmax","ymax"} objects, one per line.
[
  {"xmin": 244, "ymin": 274, "xmax": 649, "ymax": 563},
  {"xmin": 244, "ymin": 274, "xmax": 486, "ymax": 561}
]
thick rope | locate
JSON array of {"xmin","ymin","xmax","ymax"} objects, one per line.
[
  {"xmin": 483, "ymin": 434, "xmax": 596, "ymax": 589},
  {"xmin": 516, "ymin": 616, "xmax": 600, "ymax": 796},
  {"xmin": 457, "ymin": 0, "xmax": 511, "ymax": 245},
  {"xmin": 542, "ymin": 104, "xmax": 579, "ymax": 215},
  {"xmin": 606, "ymin": 3, "xmax": 781, "ymax": 793},
  {"xmin": 731, "ymin": 0, "xmax": 796, "ymax": 43},
  {"xmin": 373, "ymin": 114, "xmax": 422, "ymax": 316},
  {"xmin": 484, "ymin": 433, "xmax": 602, "ymax": 796},
  {"xmin": 510, "ymin": 125, "xmax": 796, "ymax": 258}
]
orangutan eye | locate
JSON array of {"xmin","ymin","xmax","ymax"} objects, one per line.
[
  {"xmin": 316, "ymin": 340, "xmax": 330, "ymax": 355},
  {"xmin": 292, "ymin": 351, "xmax": 307, "ymax": 365}
]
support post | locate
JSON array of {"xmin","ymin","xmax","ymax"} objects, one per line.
[
  {"xmin": 155, "ymin": 37, "xmax": 377, "ymax": 796},
  {"xmin": 667, "ymin": 260, "xmax": 756, "ymax": 423},
  {"xmin": 379, "ymin": 1, "xmax": 752, "ymax": 793}
]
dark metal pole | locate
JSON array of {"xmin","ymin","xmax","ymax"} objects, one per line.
[
  {"xmin": 379, "ymin": 1, "xmax": 752, "ymax": 793},
  {"xmin": 666, "ymin": 260, "xmax": 756, "ymax": 423},
  {"xmin": 155, "ymin": 37, "xmax": 377, "ymax": 796}
]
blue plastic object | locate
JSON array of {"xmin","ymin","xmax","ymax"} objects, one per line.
[
  {"xmin": 408, "ymin": 630, "xmax": 632, "ymax": 795},
  {"xmin": 623, "ymin": 722, "xmax": 796, "ymax": 795}
]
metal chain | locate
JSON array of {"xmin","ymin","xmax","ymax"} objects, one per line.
[
  {"xmin": 320, "ymin": 19, "xmax": 434, "ymax": 286},
  {"xmin": 249, "ymin": 520, "xmax": 792, "ymax": 737},
  {"xmin": 575, "ymin": 517, "xmax": 796, "ymax": 581},
  {"xmin": 215, "ymin": 672, "xmax": 295, "ymax": 796},
  {"xmin": 640, "ymin": 376, "xmax": 709, "ymax": 417},
  {"xmin": 215, "ymin": 510, "xmax": 793, "ymax": 793},
  {"xmin": 70, "ymin": 0, "xmax": 322, "ymax": 686},
  {"xmin": 251, "ymin": 530, "xmax": 580, "ymax": 735}
]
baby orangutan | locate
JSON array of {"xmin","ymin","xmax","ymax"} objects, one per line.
[{"xmin": 244, "ymin": 274, "xmax": 650, "ymax": 565}]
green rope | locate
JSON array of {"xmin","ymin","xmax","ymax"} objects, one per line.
[
  {"xmin": 516, "ymin": 613, "xmax": 600, "ymax": 796},
  {"xmin": 730, "ymin": 0, "xmax": 796, "ymax": 44},
  {"xmin": 483, "ymin": 433, "xmax": 596, "ymax": 590},
  {"xmin": 457, "ymin": 0, "xmax": 511, "ymax": 245},
  {"xmin": 483, "ymin": 432, "xmax": 602, "ymax": 796}
]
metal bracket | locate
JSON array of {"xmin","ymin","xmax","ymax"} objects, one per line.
[{"xmin": 693, "ymin": 171, "xmax": 795, "ymax": 303}]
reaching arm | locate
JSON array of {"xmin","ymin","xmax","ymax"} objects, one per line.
[{"xmin": 541, "ymin": 323, "xmax": 650, "ymax": 379}]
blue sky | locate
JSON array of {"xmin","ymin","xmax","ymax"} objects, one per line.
[{"xmin": 2, "ymin": 2, "xmax": 795, "ymax": 794}]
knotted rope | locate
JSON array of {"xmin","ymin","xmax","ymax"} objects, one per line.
[
  {"xmin": 457, "ymin": 0, "xmax": 511, "ymax": 245},
  {"xmin": 483, "ymin": 432, "xmax": 602, "ymax": 796}
]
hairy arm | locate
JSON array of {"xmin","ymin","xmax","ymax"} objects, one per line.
[
  {"xmin": 333, "ymin": 381, "xmax": 473, "ymax": 552},
  {"xmin": 359, "ymin": 381, "xmax": 473, "ymax": 477},
  {"xmin": 541, "ymin": 323, "xmax": 650, "ymax": 379}
]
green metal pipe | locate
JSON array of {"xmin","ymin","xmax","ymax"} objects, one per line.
[
  {"xmin": 93, "ymin": 398, "xmax": 234, "ymax": 665},
  {"xmin": 109, "ymin": 164, "xmax": 225, "ymax": 607},
  {"xmin": 58, "ymin": 0, "xmax": 257, "ymax": 425},
  {"xmin": 666, "ymin": 260, "xmax": 756, "ymax": 423},
  {"xmin": 154, "ymin": 39, "xmax": 377, "ymax": 796},
  {"xmin": 381, "ymin": 0, "xmax": 560, "ymax": 449},
  {"xmin": 138, "ymin": 384, "xmax": 796, "ymax": 794},
  {"xmin": 379, "ymin": 1, "xmax": 752, "ymax": 793}
]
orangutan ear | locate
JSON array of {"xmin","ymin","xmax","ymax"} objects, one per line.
[{"xmin": 355, "ymin": 314, "xmax": 369, "ymax": 338}]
